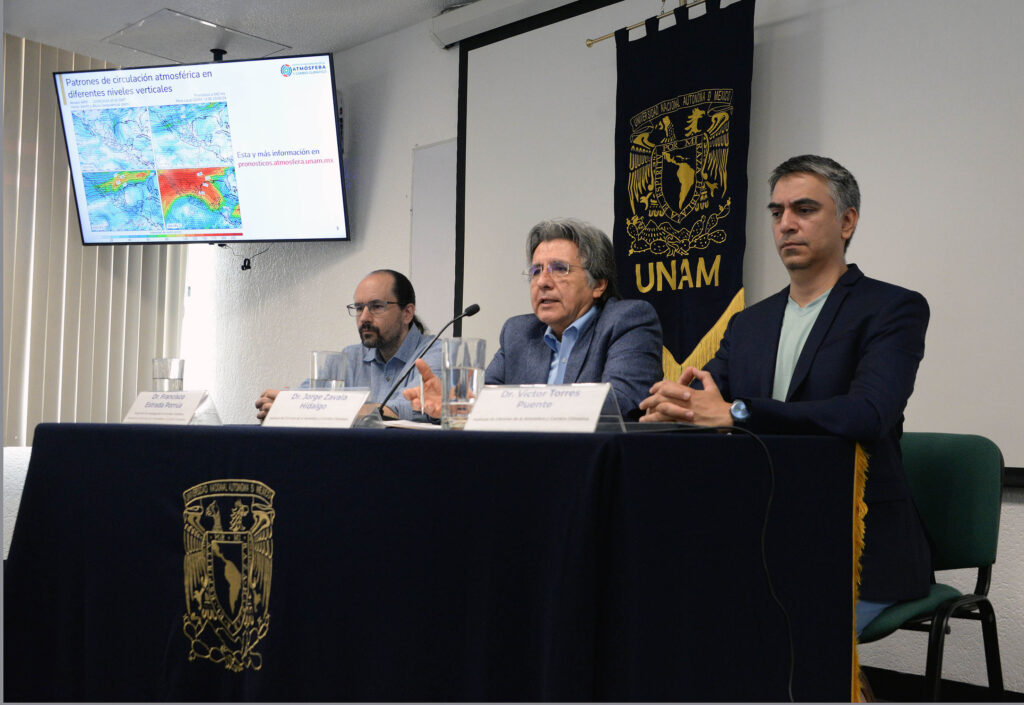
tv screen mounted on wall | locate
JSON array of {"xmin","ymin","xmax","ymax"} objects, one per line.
[{"xmin": 54, "ymin": 53, "xmax": 349, "ymax": 245}]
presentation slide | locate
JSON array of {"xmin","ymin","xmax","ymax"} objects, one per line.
[{"xmin": 54, "ymin": 54, "xmax": 348, "ymax": 244}]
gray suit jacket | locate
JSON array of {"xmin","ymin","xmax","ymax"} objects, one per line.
[{"xmin": 485, "ymin": 298, "xmax": 663, "ymax": 415}]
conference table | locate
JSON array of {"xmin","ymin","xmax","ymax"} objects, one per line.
[{"xmin": 4, "ymin": 422, "xmax": 854, "ymax": 701}]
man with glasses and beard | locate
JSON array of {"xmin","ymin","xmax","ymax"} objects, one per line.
[{"xmin": 255, "ymin": 269, "xmax": 441, "ymax": 421}]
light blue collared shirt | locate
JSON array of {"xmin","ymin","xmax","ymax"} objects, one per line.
[
  {"xmin": 303, "ymin": 325, "xmax": 442, "ymax": 420},
  {"xmin": 542, "ymin": 305, "xmax": 600, "ymax": 385}
]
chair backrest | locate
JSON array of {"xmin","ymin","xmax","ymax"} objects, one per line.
[{"xmin": 900, "ymin": 432, "xmax": 1003, "ymax": 571}]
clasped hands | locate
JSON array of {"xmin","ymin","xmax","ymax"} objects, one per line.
[
  {"xmin": 404, "ymin": 361, "xmax": 733, "ymax": 426},
  {"xmin": 638, "ymin": 366, "xmax": 733, "ymax": 426}
]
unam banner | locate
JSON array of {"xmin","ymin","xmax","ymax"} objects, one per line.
[{"xmin": 613, "ymin": 0, "xmax": 754, "ymax": 381}]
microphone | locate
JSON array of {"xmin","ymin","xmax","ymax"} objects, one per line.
[{"xmin": 357, "ymin": 303, "xmax": 481, "ymax": 427}]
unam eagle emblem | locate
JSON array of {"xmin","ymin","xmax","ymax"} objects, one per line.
[{"xmin": 183, "ymin": 479, "xmax": 275, "ymax": 672}]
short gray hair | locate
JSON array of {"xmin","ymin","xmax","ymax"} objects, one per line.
[
  {"xmin": 769, "ymin": 155, "xmax": 860, "ymax": 249},
  {"xmin": 525, "ymin": 218, "xmax": 620, "ymax": 302}
]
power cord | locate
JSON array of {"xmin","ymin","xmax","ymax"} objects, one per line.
[
  {"xmin": 626, "ymin": 421, "xmax": 797, "ymax": 700},
  {"xmin": 721, "ymin": 424, "xmax": 795, "ymax": 703},
  {"xmin": 216, "ymin": 243, "xmax": 271, "ymax": 271}
]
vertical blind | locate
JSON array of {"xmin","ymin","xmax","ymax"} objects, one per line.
[{"xmin": 3, "ymin": 35, "xmax": 187, "ymax": 446}]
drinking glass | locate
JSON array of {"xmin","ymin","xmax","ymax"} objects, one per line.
[
  {"xmin": 152, "ymin": 357, "xmax": 185, "ymax": 392},
  {"xmin": 310, "ymin": 350, "xmax": 346, "ymax": 389},
  {"xmin": 441, "ymin": 338, "xmax": 486, "ymax": 430}
]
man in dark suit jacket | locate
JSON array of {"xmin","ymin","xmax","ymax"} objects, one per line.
[
  {"xmin": 408, "ymin": 218, "xmax": 663, "ymax": 416},
  {"xmin": 640, "ymin": 155, "xmax": 932, "ymax": 632}
]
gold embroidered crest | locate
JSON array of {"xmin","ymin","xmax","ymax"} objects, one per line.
[
  {"xmin": 183, "ymin": 479, "xmax": 275, "ymax": 672},
  {"xmin": 625, "ymin": 88, "xmax": 734, "ymax": 256}
]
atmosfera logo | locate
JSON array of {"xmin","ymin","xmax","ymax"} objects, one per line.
[
  {"xmin": 282, "ymin": 61, "xmax": 328, "ymax": 77},
  {"xmin": 280, "ymin": 64, "xmax": 293, "ymax": 77}
]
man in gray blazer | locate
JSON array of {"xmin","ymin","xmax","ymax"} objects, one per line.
[{"xmin": 407, "ymin": 218, "xmax": 663, "ymax": 416}]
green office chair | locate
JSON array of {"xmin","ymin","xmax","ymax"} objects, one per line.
[{"xmin": 858, "ymin": 432, "xmax": 1004, "ymax": 701}]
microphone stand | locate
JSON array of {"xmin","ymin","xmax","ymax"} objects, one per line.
[{"xmin": 354, "ymin": 304, "xmax": 480, "ymax": 428}]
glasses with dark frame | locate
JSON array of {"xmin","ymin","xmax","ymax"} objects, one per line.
[{"xmin": 346, "ymin": 300, "xmax": 398, "ymax": 316}]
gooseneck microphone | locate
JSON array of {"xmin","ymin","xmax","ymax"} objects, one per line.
[{"xmin": 360, "ymin": 303, "xmax": 481, "ymax": 426}]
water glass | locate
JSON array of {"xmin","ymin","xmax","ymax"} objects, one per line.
[
  {"xmin": 441, "ymin": 338, "xmax": 486, "ymax": 430},
  {"xmin": 152, "ymin": 357, "xmax": 185, "ymax": 392},
  {"xmin": 310, "ymin": 350, "xmax": 346, "ymax": 389}
]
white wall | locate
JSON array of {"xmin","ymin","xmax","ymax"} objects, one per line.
[
  {"xmin": 3, "ymin": 446, "xmax": 31, "ymax": 559},
  {"xmin": 185, "ymin": 20, "xmax": 458, "ymax": 423},
  {"xmin": 461, "ymin": 0, "xmax": 1024, "ymax": 469},
  {"xmin": 747, "ymin": 0, "xmax": 1024, "ymax": 472},
  {"xmin": 180, "ymin": 1, "xmax": 1024, "ymax": 692}
]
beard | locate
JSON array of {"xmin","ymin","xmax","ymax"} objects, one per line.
[
  {"xmin": 360, "ymin": 322, "xmax": 400, "ymax": 351},
  {"xmin": 360, "ymin": 323, "xmax": 381, "ymax": 347}
]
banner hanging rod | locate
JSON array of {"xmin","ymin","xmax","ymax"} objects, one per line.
[{"xmin": 586, "ymin": 0, "xmax": 706, "ymax": 47}]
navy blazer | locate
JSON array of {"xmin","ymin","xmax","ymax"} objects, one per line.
[
  {"xmin": 706, "ymin": 265, "xmax": 932, "ymax": 601},
  {"xmin": 485, "ymin": 298, "xmax": 663, "ymax": 415}
]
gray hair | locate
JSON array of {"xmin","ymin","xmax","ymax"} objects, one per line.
[
  {"xmin": 769, "ymin": 155, "xmax": 860, "ymax": 249},
  {"xmin": 525, "ymin": 218, "xmax": 620, "ymax": 302}
]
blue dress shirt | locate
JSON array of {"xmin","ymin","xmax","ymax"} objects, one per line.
[
  {"xmin": 305, "ymin": 325, "xmax": 442, "ymax": 420},
  {"xmin": 542, "ymin": 305, "xmax": 599, "ymax": 385}
]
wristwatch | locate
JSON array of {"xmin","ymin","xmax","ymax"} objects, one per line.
[{"xmin": 729, "ymin": 399, "xmax": 750, "ymax": 423}]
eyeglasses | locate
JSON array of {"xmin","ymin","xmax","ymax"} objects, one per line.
[
  {"xmin": 523, "ymin": 261, "xmax": 585, "ymax": 280},
  {"xmin": 346, "ymin": 300, "xmax": 398, "ymax": 316}
]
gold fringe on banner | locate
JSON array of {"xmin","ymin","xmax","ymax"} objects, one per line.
[
  {"xmin": 661, "ymin": 287, "xmax": 746, "ymax": 381},
  {"xmin": 852, "ymin": 443, "xmax": 870, "ymax": 701}
]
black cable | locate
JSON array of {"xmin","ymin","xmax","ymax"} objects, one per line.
[
  {"xmin": 375, "ymin": 303, "xmax": 480, "ymax": 415},
  {"xmin": 720, "ymin": 424, "xmax": 795, "ymax": 703},
  {"xmin": 627, "ymin": 420, "xmax": 796, "ymax": 699},
  {"xmin": 216, "ymin": 243, "xmax": 271, "ymax": 271}
]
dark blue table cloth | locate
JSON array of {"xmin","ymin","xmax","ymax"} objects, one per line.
[{"xmin": 4, "ymin": 423, "xmax": 853, "ymax": 701}]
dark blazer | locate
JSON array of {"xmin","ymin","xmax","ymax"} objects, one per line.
[
  {"xmin": 485, "ymin": 297, "xmax": 663, "ymax": 415},
  {"xmin": 705, "ymin": 264, "xmax": 932, "ymax": 601}
]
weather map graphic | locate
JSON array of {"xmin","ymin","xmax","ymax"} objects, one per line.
[
  {"xmin": 70, "ymin": 101, "xmax": 243, "ymax": 237},
  {"xmin": 82, "ymin": 171, "xmax": 163, "ymax": 232},
  {"xmin": 150, "ymin": 102, "xmax": 234, "ymax": 167},
  {"xmin": 71, "ymin": 107, "xmax": 154, "ymax": 171},
  {"xmin": 159, "ymin": 167, "xmax": 242, "ymax": 230}
]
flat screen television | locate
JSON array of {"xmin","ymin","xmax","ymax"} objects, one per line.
[{"xmin": 54, "ymin": 53, "xmax": 349, "ymax": 245}]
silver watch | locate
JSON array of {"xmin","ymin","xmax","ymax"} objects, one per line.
[{"xmin": 730, "ymin": 399, "xmax": 750, "ymax": 423}]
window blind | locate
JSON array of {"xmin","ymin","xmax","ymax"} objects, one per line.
[{"xmin": 3, "ymin": 35, "xmax": 187, "ymax": 445}]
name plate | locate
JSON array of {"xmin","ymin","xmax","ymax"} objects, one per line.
[
  {"xmin": 124, "ymin": 391, "xmax": 207, "ymax": 425},
  {"xmin": 464, "ymin": 383, "xmax": 611, "ymax": 433},
  {"xmin": 262, "ymin": 388, "xmax": 371, "ymax": 428}
]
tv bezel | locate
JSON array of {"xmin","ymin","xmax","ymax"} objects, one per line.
[{"xmin": 53, "ymin": 52, "xmax": 351, "ymax": 247}]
